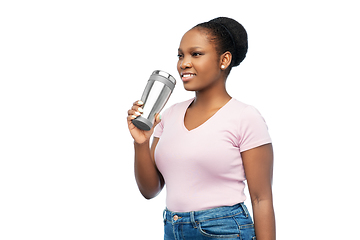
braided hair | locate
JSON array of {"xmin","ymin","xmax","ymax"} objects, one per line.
[{"xmin": 194, "ymin": 17, "xmax": 248, "ymax": 72}]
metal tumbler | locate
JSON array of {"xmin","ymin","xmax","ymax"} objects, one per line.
[{"xmin": 132, "ymin": 70, "xmax": 176, "ymax": 131}]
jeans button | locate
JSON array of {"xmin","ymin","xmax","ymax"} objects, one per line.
[{"xmin": 173, "ymin": 215, "xmax": 179, "ymax": 221}]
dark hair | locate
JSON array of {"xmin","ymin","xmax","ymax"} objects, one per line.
[{"xmin": 194, "ymin": 17, "xmax": 248, "ymax": 70}]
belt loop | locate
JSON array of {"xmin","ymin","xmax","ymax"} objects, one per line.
[
  {"xmin": 163, "ymin": 209, "xmax": 167, "ymax": 224},
  {"xmin": 240, "ymin": 203, "xmax": 249, "ymax": 218},
  {"xmin": 190, "ymin": 211, "xmax": 197, "ymax": 228}
]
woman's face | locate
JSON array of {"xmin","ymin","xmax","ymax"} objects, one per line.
[{"xmin": 177, "ymin": 28, "xmax": 222, "ymax": 92}]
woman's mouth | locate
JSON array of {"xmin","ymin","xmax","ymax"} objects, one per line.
[{"xmin": 181, "ymin": 73, "xmax": 196, "ymax": 82}]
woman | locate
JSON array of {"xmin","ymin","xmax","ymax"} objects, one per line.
[{"xmin": 127, "ymin": 17, "xmax": 275, "ymax": 240}]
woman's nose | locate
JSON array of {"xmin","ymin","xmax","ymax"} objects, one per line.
[{"xmin": 179, "ymin": 57, "xmax": 192, "ymax": 70}]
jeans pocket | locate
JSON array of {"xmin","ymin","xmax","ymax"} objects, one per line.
[{"xmin": 198, "ymin": 217, "xmax": 240, "ymax": 239}]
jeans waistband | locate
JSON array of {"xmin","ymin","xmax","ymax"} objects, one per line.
[{"xmin": 163, "ymin": 203, "xmax": 249, "ymax": 226}]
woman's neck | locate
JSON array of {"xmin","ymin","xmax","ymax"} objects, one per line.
[{"xmin": 191, "ymin": 82, "xmax": 231, "ymax": 111}]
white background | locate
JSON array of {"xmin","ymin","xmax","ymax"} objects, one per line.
[{"xmin": 1, "ymin": 1, "xmax": 359, "ymax": 239}]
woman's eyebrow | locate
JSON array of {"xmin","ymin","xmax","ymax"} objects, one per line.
[{"xmin": 178, "ymin": 47, "xmax": 203, "ymax": 52}]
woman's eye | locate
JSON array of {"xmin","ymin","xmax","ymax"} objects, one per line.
[
  {"xmin": 192, "ymin": 52, "xmax": 202, "ymax": 57},
  {"xmin": 177, "ymin": 54, "xmax": 183, "ymax": 59}
]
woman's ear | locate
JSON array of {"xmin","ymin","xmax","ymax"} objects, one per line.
[{"xmin": 220, "ymin": 51, "xmax": 232, "ymax": 70}]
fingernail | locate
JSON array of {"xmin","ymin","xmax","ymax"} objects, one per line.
[
  {"xmin": 159, "ymin": 114, "xmax": 162, "ymax": 120},
  {"xmin": 138, "ymin": 107, "xmax": 143, "ymax": 113},
  {"xmin": 137, "ymin": 100, "xmax": 144, "ymax": 105},
  {"xmin": 135, "ymin": 111, "xmax": 141, "ymax": 116},
  {"xmin": 131, "ymin": 115, "xmax": 137, "ymax": 119}
]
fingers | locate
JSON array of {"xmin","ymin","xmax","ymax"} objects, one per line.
[
  {"xmin": 133, "ymin": 100, "xmax": 144, "ymax": 107},
  {"xmin": 127, "ymin": 101, "xmax": 162, "ymax": 136},
  {"xmin": 127, "ymin": 109, "xmax": 141, "ymax": 121},
  {"xmin": 132, "ymin": 100, "xmax": 144, "ymax": 112},
  {"xmin": 127, "ymin": 100, "xmax": 144, "ymax": 121}
]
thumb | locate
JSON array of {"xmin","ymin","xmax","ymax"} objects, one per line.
[{"xmin": 153, "ymin": 113, "xmax": 161, "ymax": 128}]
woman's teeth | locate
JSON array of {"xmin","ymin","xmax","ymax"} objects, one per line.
[{"xmin": 183, "ymin": 74, "xmax": 195, "ymax": 77}]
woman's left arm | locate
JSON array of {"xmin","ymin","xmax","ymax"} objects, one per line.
[{"xmin": 242, "ymin": 143, "xmax": 276, "ymax": 240}]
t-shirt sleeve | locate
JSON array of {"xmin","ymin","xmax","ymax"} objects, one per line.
[
  {"xmin": 238, "ymin": 106, "xmax": 272, "ymax": 152},
  {"xmin": 153, "ymin": 106, "xmax": 171, "ymax": 138},
  {"xmin": 153, "ymin": 117, "xmax": 164, "ymax": 138}
]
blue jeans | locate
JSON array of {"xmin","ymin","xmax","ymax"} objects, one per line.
[{"xmin": 163, "ymin": 203, "xmax": 256, "ymax": 240}]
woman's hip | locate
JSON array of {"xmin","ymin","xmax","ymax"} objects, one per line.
[{"xmin": 163, "ymin": 203, "xmax": 256, "ymax": 240}]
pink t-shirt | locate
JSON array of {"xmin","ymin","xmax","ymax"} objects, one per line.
[{"xmin": 154, "ymin": 98, "xmax": 271, "ymax": 212}]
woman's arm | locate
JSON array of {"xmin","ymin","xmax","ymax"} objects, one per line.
[
  {"xmin": 242, "ymin": 143, "xmax": 276, "ymax": 240},
  {"xmin": 134, "ymin": 137, "xmax": 164, "ymax": 199},
  {"xmin": 127, "ymin": 101, "xmax": 164, "ymax": 199}
]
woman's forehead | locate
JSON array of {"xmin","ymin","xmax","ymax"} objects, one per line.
[{"xmin": 178, "ymin": 28, "xmax": 212, "ymax": 51}]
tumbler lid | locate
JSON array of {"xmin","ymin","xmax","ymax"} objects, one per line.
[{"xmin": 152, "ymin": 70, "xmax": 176, "ymax": 85}]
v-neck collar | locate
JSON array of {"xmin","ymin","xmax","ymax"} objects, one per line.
[{"xmin": 182, "ymin": 98, "xmax": 233, "ymax": 132}]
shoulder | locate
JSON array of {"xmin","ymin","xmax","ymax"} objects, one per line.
[
  {"xmin": 230, "ymin": 98, "xmax": 269, "ymax": 132},
  {"xmin": 230, "ymin": 99, "xmax": 271, "ymax": 150},
  {"xmin": 161, "ymin": 98, "xmax": 193, "ymax": 118},
  {"xmin": 154, "ymin": 98, "xmax": 193, "ymax": 137},
  {"xmin": 230, "ymin": 99, "xmax": 264, "ymax": 119},
  {"xmin": 230, "ymin": 98, "xmax": 250, "ymax": 111}
]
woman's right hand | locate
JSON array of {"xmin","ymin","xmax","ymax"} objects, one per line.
[{"xmin": 127, "ymin": 100, "xmax": 160, "ymax": 145}]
